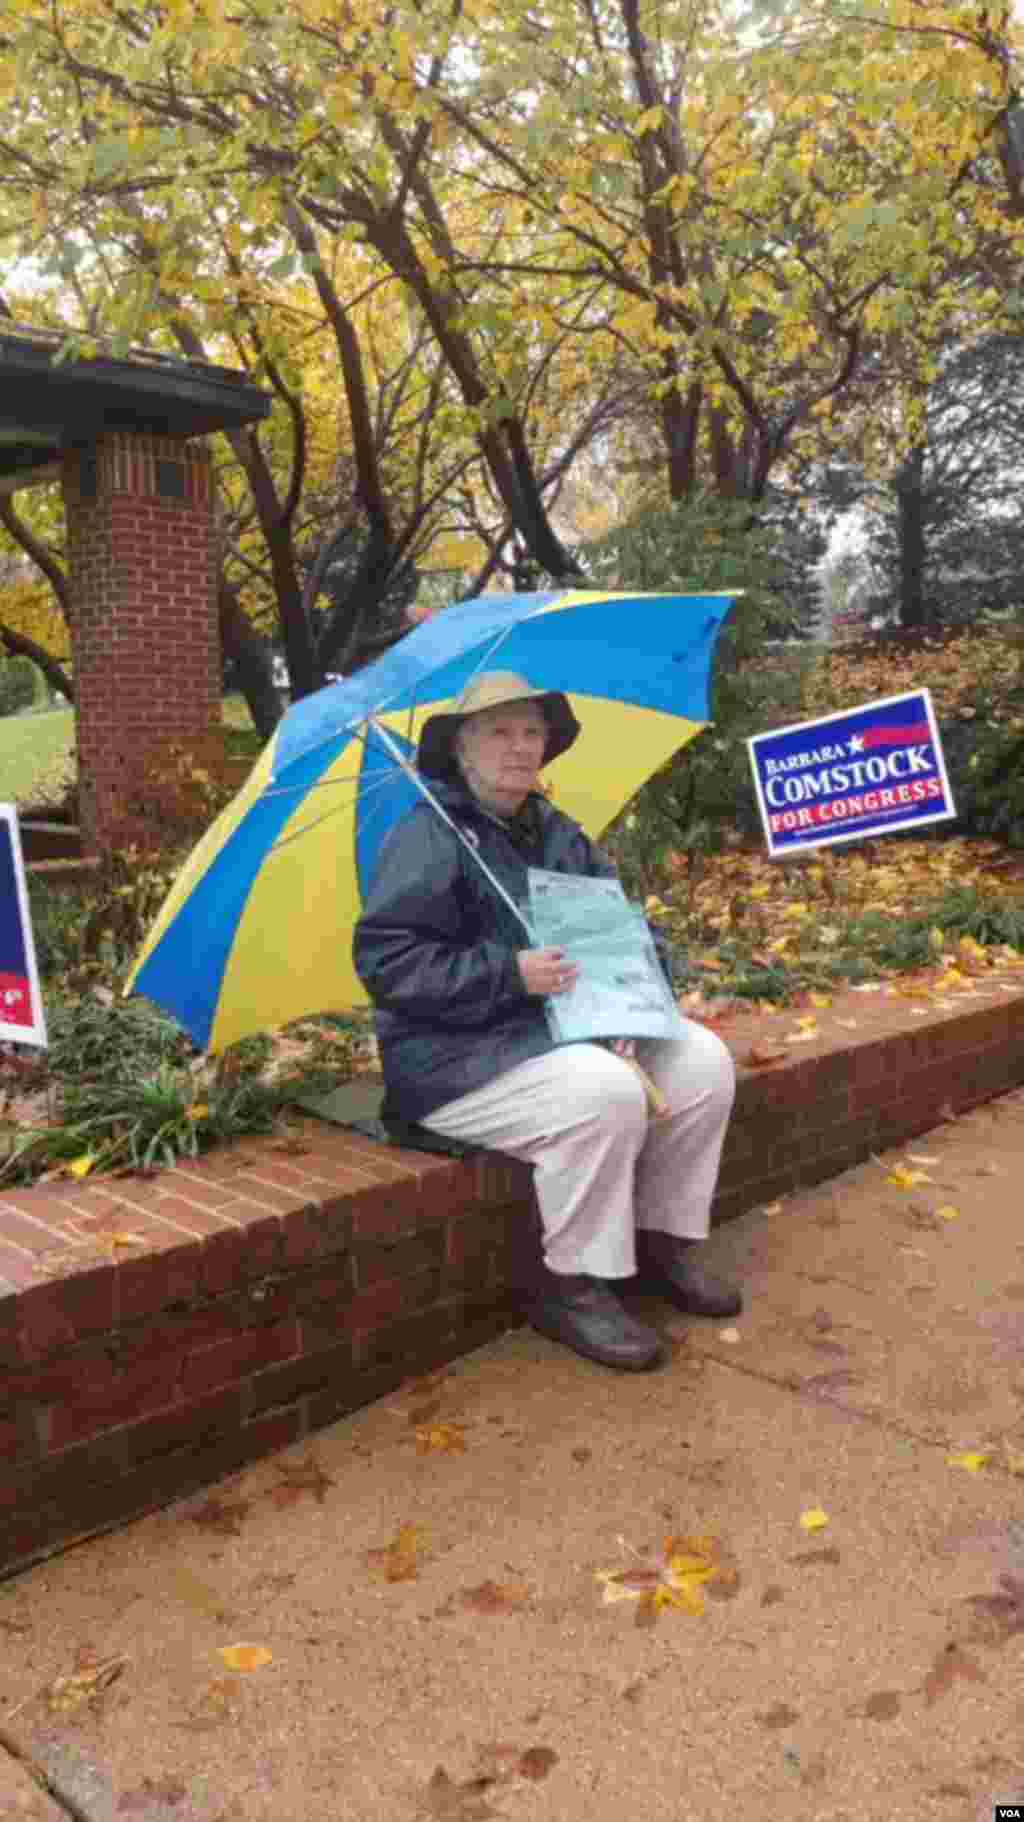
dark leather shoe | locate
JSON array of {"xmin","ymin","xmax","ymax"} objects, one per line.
[
  {"xmin": 527, "ymin": 1271, "xmax": 663, "ymax": 1370},
  {"xmin": 634, "ymin": 1234, "xmax": 742, "ymax": 1319}
]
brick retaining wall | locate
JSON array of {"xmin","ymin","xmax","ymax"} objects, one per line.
[{"xmin": 2, "ymin": 979, "xmax": 1024, "ymax": 1580}]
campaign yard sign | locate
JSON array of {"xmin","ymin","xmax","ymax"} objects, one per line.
[
  {"xmin": 0, "ymin": 803, "xmax": 46, "ymax": 1046},
  {"xmin": 748, "ymin": 689, "xmax": 955, "ymax": 859}
]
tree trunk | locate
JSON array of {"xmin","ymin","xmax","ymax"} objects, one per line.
[
  {"xmin": 218, "ymin": 584, "xmax": 283, "ymax": 741},
  {"xmin": 896, "ymin": 446, "xmax": 928, "ymax": 629}
]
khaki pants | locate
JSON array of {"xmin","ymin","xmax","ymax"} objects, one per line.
[{"xmin": 422, "ymin": 1024, "xmax": 736, "ymax": 1278}]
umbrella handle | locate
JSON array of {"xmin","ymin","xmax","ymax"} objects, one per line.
[{"xmin": 619, "ymin": 1056, "xmax": 670, "ymax": 1119}]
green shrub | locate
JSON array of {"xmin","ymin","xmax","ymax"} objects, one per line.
[
  {"xmin": 939, "ymin": 719, "xmax": 1024, "ymax": 848},
  {"xmin": 0, "ymin": 656, "xmax": 40, "ymax": 717}
]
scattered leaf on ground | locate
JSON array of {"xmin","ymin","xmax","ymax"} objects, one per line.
[
  {"xmin": 788, "ymin": 1546, "xmax": 842, "ymax": 1568},
  {"xmin": 863, "ymin": 1690, "xmax": 902, "ymax": 1722},
  {"xmin": 718, "ymin": 1327, "xmax": 741, "ymax": 1345},
  {"xmin": 417, "ymin": 1766, "xmax": 501, "ymax": 1821},
  {"xmin": 961, "ymin": 1574, "xmax": 1024, "ymax": 1646},
  {"xmin": 757, "ymin": 1702, "xmax": 799, "ymax": 1730},
  {"xmin": 923, "ymin": 1643, "xmax": 986, "ymax": 1706},
  {"xmin": 45, "ymin": 1654, "xmax": 128, "ymax": 1716},
  {"xmin": 176, "ymin": 1677, "xmax": 241, "ymax": 1730},
  {"xmin": 460, "ymin": 1580, "xmax": 531, "ymax": 1616},
  {"xmin": 1002, "ymin": 1441, "xmax": 1024, "ymax": 1476},
  {"xmin": 367, "ymin": 1522, "xmax": 422, "ymax": 1582},
  {"xmin": 945, "ymin": 1451, "xmax": 990, "ymax": 1474},
  {"xmin": 415, "ymin": 1422, "xmax": 468, "ymax": 1455},
  {"xmin": 571, "ymin": 1446, "xmax": 592, "ymax": 1465},
  {"xmin": 596, "ymin": 1531, "xmax": 736, "ymax": 1623},
  {"xmin": 935, "ymin": 1205, "xmax": 961, "ymax": 1222},
  {"xmin": 408, "ymin": 1399, "xmax": 444, "ymax": 1427},
  {"xmin": 471, "ymin": 1743, "xmax": 520, "ymax": 1783},
  {"xmin": 216, "ymin": 1643, "xmax": 273, "ymax": 1673},
  {"xmin": 169, "ymin": 1567, "xmax": 231, "ymax": 1623},
  {"xmin": 517, "ymin": 1747, "xmax": 558, "ymax": 1782},
  {"xmin": 761, "ymin": 1585, "xmax": 784, "ymax": 1607},
  {"xmin": 886, "ymin": 1166, "xmax": 932, "ymax": 1189},
  {"xmin": 799, "ymin": 1507, "xmax": 830, "ymax": 1532},
  {"xmin": 269, "ymin": 1453, "xmax": 334, "ymax": 1507},
  {"xmin": 187, "ymin": 1497, "xmax": 250, "ymax": 1537}
]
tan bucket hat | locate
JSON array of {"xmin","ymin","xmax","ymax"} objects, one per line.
[{"xmin": 417, "ymin": 671, "xmax": 580, "ymax": 777}]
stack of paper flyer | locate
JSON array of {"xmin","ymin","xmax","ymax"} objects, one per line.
[{"xmin": 527, "ymin": 868, "xmax": 686, "ymax": 1044}]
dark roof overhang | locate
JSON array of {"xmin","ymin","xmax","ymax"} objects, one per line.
[{"xmin": 0, "ymin": 324, "xmax": 271, "ymax": 488}]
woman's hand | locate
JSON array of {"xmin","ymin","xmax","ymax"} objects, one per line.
[{"xmin": 517, "ymin": 947, "xmax": 579, "ymax": 996}]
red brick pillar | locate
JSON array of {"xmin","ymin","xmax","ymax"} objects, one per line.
[{"xmin": 62, "ymin": 432, "xmax": 219, "ymax": 853}]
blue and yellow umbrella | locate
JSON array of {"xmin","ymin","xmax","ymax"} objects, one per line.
[{"xmin": 127, "ymin": 588, "xmax": 734, "ymax": 1051}]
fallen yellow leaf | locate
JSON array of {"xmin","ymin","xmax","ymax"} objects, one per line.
[
  {"xmin": 414, "ymin": 1422, "xmax": 467, "ymax": 1455},
  {"xmin": 595, "ymin": 1531, "xmax": 735, "ymax": 1622},
  {"xmin": 886, "ymin": 1166, "xmax": 933, "ymax": 1190},
  {"xmin": 69, "ymin": 1153, "xmax": 96, "ymax": 1180},
  {"xmin": 216, "ymin": 1643, "xmax": 273, "ymax": 1673},
  {"xmin": 799, "ymin": 1507, "xmax": 829, "ymax": 1532},
  {"xmin": 945, "ymin": 1452, "xmax": 990, "ymax": 1474},
  {"xmin": 809, "ymin": 992, "xmax": 832, "ymax": 1009},
  {"xmin": 935, "ymin": 1205, "xmax": 960, "ymax": 1222},
  {"xmin": 367, "ymin": 1522, "xmax": 422, "ymax": 1582}
]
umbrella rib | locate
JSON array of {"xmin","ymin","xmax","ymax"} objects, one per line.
[{"xmin": 274, "ymin": 619, "xmax": 535, "ymax": 775}]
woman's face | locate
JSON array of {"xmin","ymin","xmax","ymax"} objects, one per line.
[{"xmin": 455, "ymin": 701, "xmax": 548, "ymax": 816}]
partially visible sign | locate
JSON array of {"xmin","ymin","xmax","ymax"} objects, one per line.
[
  {"xmin": 0, "ymin": 804, "xmax": 46, "ymax": 1046},
  {"xmin": 748, "ymin": 689, "xmax": 955, "ymax": 859}
]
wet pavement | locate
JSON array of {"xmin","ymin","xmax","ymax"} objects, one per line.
[{"xmin": 2, "ymin": 1089, "xmax": 1024, "ymax": 1822}]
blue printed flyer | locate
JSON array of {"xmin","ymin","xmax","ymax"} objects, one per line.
[
  {"xmin": 748, "ymin": 688, "xmax": 955, "ymax": 859},
  {"xmin": 0, "ymin": 803, "xmax": 46, "ymax": 1046}
]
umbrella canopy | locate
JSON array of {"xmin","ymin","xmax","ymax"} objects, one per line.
[{"xmin": 127, "ymin": 588, "xmax": 735, "ymax": 1052}]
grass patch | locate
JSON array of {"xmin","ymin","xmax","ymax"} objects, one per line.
[
  {"xmin": 0, "ymin": 707, "xmax": 75, "ymax": 804},
  {"xmin": 0, "ymin": 696, "xmax": 260, "ymax": 809}
]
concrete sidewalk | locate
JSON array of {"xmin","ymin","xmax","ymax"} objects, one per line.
[{"xmin": 2, "ymin": 1088, "xmax": 1024, "ymax": 1822}]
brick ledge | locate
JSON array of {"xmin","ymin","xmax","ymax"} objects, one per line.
[{"xmin": 2, "ymin": 975, "xmax": 1023, "ymax": 1578}]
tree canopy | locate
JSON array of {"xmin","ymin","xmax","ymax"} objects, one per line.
[{"xmin": 0, "ymin": 0, "xmax": 1021, "ymax": 712}]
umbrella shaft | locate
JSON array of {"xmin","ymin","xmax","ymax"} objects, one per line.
[{"xmin": 366, "ymin": 718, "xmax": 536, "ymax": 939}]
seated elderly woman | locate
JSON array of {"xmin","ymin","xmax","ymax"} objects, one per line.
[{"xmin": 353, "ymin": 672, "xmax": 740, "ymax": 1371}]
